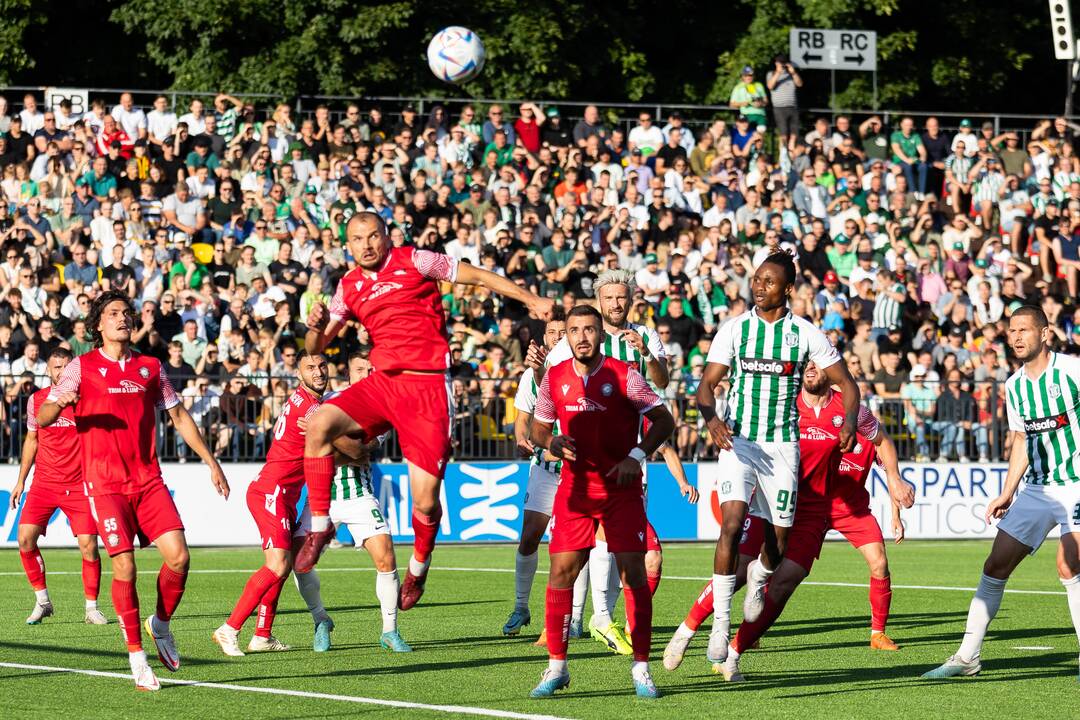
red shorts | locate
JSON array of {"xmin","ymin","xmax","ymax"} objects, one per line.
[
  {"xmin": 739, "ymin": 513, "xmax": 766, "ymax": 557},
  {"xmin": 784, "ymin": 494, "xmax": 884, "ymax": 573},
  {"xmin": 325, "ymin": 371, "xmax": 451, "ymax": 479},
  {"xmin": 646, "ymin": 521, "xmax": 661, "ymax": 553},
  {"xmin": 550, "ymin": 481, "xmax": 648, "ymax": 554},
  {"xmin": 87, "ymin": 482, "xmax": 184, "ymax": 557},
  {"xmin": 246, "ymin": 483, "xmax": 301, "ymax": 550},
  {"xmin": 20, "ymin": 484, "xmax": 96, "ymax": 537}
]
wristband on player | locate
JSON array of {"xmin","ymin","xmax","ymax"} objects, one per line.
[{"xmin": 627, "ymin": 447, "xmax": 647, "ymax": 463}]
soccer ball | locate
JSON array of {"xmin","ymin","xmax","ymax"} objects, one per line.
[{"xmin": 427, "ymin": 26, "xmax": 486, "ymax": 84}]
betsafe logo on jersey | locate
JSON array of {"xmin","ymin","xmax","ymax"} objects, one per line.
[
  {"xmin": 739, "ymin": 357, "xmax": 797, "ymax": 376},
  {"xmin": 1024, "ymin": 413, "xmax": 1070, "ymax": 434}
]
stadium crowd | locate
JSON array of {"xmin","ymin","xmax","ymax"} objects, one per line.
[{"xmin": 1, "ymin": 69, "xmax": 1079, "ymax": 463}]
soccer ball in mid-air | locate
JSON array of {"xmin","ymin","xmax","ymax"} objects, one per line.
[{"xmin": 427, "ymin": 26, "xmax": 486, "ymax": 84}]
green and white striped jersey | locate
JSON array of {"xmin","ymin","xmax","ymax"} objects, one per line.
[
  {"xmin": 546, "ymin": 322, "xmax": 667, "ymax": 391},
  {"xmin": 1005, "ymin": 352, "xmax": 1080, "ymax": 486},
  {"xmin": 514, "ymin": 367, "xmax": 560, "ymax": 474},
  {"xmin": 706, "ymin": 309, "xmax": 840, "ymax": 443},
  {"xmin": 331, "ymin": 463, "xmax": 374, "ymax": 501}
]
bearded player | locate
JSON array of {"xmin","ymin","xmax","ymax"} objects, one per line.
[
  {"xmin": 37, "ymin": 290, "xmax": 229, "ymax": 691},
  {"xmin": 528, "ymin": 305, "xmax": 675, "ymax": 699},
  {"xmin": 291, "ymin": 350, "xmax": 413, "ymax": 654},
  {"xmin": 923, "ymin": 306, "xmax": 1080, "ymax": 679},
  {"xmin": 297, "ymin": 212, "xmax": 553, "ymax": 611},
  {"xmin": 665, "ymin": 361, "xmax": 915, "ymax": 679},
  {"xmin": 530, "ymin": 270, "xmax": 697, "ymax": 654},
  {"xmin": 697, "ymin": 251, "xmax": 861, "ymax": 667},
  {"xmin": 13, "ymin": 347, "xmax": 107, "ymax": 626}
]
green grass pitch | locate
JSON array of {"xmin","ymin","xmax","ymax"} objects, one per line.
[{"xmin": 0, "ymin": 540, "xmax": 1076, "ymax": 719}]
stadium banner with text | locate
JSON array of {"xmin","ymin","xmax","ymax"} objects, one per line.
[{"xmin": 0, "ymin": 461, "xmax": 1028, "ymax": 547}]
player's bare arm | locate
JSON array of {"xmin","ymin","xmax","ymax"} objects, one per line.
[
  {"xmin": 608, "ymin": 403, "xmax": 675, "ymax": 487},
  {"xmin": 455, "ymin": 262, "xmax": 555, "ymax": 321},
  {"xmin": 618, "ymin": 328, "xmax": 669, "ymax": 389},
  {"xmin": 513, "ymin": 408, "xmax": 535, "ymax": 459},
  {"xmin": 661, "ymin": 445, "xmax": 699, "ymax": 503},
  {"xmin": 531, "ymin": 419, "xmax": 575, "ymax": 462},
  {"xmin": 872, "ymin": 431, "xmax": 915, "ymax": 508},
  {"xmin": 37, "ymin": 392, "xmax": 77, "ymax": 428},
  {"xmin": 987, "ymin": 431, "xmax": 1029, "ymax": 522},
  {"xmin": 11, "ymin": 430, "xmax": 37, "ymax": 509},
  {"xmin": 697, "ymin": 362, "xmax": 732, "ymax": 450},
  {"xmin": 303, "ymin": 301, "xmax": 338, "ymax": 355},
  {"xmin": 166, "ymin": 403, "xmax": 230, "ymax": 499},
  {"xmin": 821, "ymin": 360, "xmax": 861, "ymax": 453}
]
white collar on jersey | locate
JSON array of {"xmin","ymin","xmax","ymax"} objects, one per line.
[{"xmin": 97, "ymin": 347, "xmax": 133, "ymax": 370}]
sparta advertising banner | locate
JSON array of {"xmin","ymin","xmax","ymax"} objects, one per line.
[{"xmin": 0, "ymin": 461, "xmax": 1024, "ymax": 547}]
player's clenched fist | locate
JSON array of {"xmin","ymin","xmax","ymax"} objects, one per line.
[
  {"xmin": 525, "ymin": 341, "xmax": 547, "ymax": 371},
  {"xmin": 53, "ymin": 392, "xmax": 78, "ymax": 409},
  {"xmin": 528, "ymin": 296, "xmax": 556, "ymax": 321},
  {"xmin": 606, "ymin": 456, "xmax": 643, "ymax": 486},
  {"xmin": 549, "ymin": 435, "xmax": 576, "ymax": 462},
  {"xmin": 307, "ymin": 302, "xmax": 328, "ymax": 331}
]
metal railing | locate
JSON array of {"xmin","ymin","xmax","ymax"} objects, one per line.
[{"xmin": 0, "ymin": 377, "xmax": 1011, "ymax": 465}]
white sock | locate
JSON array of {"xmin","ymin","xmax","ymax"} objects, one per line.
[
  {"xmin": 515, "ymin": 551, "xmax": 539, "ymax": 611},
  {"xmin": 310, "ymin": 515, "xmax": 330, "ymax": 533},
  {"xmin": 674, "ymin": 621, "xmax": 695, "ymax": 639},
  {"xmin": 128, "ymin": 650, "xmax": 148, "ymax": 669},
  {"xmin": 571, "ymin": 562, "xmax": 589, "ymax": 623},
  {"xmin": 376, "ymin": 570, "xmax": 400, "ymax": 633},
  {"xmin": 723, "ymin": 645, "xmax": 741, "ymax": 672},
  {"xmin": 293, "ymin": 569, "xmax": 330, "ymax": 624},
  {"xmin": 1061, "ymin": 575, "xmax": 1080, "ymax": 646},
  {"xmin": 34, "ymin": 588, "xmax": 49, "ymax": 603},
  {"xmin": 711, "ymin": 574, "xmax": 737, "ymax": 638},
  {"xmin": 408, "ymin": 555, "xmax": 430, "ymax": 577},
  {"xmin": 748, "ymin": 558, "xmax": 774, "ymax": 587},
  {"xmin": 957, "ymin": 574, "xmax": 1007, "ymax": 661},
  {"xmin": 606, "ymin": 553, "xmax": 621, "ymax": 617},
  {"xmin": 548, "ymin": 658, "xmax": 568, "ymax": 674},
  {"xmin": 631, "ymin": 660, "xmax": 649, "ymax": 675},
  {"xmin": 85, "ymin": 599, "xmax": 97, "ymax": 610},
  {"xmin": 589, "ymin": 542, "xmax": 613, "ymax": 627}
]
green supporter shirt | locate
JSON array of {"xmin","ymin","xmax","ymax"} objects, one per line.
[
  {"xmin": 729, "ymin": 82, "xmax": 767, "ymax": 125},
  {"xmin": 826, "ymin": 245, "xmax": 858, "ymax": 278},
  {"xmin": 890, "ymin": 130, "xmax": 923, "ymax": 163}
]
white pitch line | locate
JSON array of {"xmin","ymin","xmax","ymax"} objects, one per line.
[
  {"xmin": 1013, "ymin": 646, "xmax": 1054, "ymax": 650},
  {"xmin": 0, "ymin": 565, "xmax": 1065, "ymax": 596},
  {"xmin": 0, "ymin": 662, "xmax": 575, "ymax": 720}
]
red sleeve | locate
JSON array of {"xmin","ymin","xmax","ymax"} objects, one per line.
[
  {"xmin": 156, "ymin": 364, "xmax": 181, "ymax": 410},
  {"xmin": 413, "ymin": 248, "xmax": 459, "ymax": 282},
  {"xmin": 327, "ymin": 281, "xmax": 353, "ymax": 324},
  {"xmin": 857, "ymin": 404, "xmax": 880, "ymax": 441},
  {"xmin": 533, "ymin": 371, "xmax": 556, "ymax": 423},
  {"xmin": 26, "ymin": 393, "xmax": 37, "ymax": 433},
  {"xmin": 626, "ymin": 367, "xmax": 663, "ymax": 414},
  {"xmin": 46, "ymin": 357, "xmax": 82, "ymax": 402}
]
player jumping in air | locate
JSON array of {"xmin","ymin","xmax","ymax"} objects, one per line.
[
  {"xmin": 697, "ymin": 251, "xmax": 861, "ymax": 668},
  {"xmin": 292, "ymin": 350, "xmax": 413, "ymax": 654},
  {"xmin": 923, "ymin": 305, "xmax": 1080, "ymax": 679},
  {"xmin": 528, "ymin": 305, "xmax": 675, "ymax": 699},
  {"xmin": 37, "ymin": 290, "xmax": 229, "ymax": 691},
  {"xmin": 665, "ymin": 361, "xmax": 915, "ymax": 679},
  {"xmin": 296, "ymin": 212, "xmax": 553, "ymax": 611},
  {"xmin": 13, "ymin": 347, "xmax": 107, "ymax": 626}
]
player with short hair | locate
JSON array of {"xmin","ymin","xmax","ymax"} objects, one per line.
[
  {"xmin": 664, "ymin": 360, "xmax": 915, "ymax": 679},
  {"xmin": 291, "ymin": 350, "xmax": 413, "ymax": 654},
  {"xmin": 528, "ymin": 305, "xmax": 675, "ymax": 699},
  {"xmin": 697, "ymin": 251, "xmax": 861, "ymax": 668},
  {"xmin": 13, "ymin": 346, "xmax": 108, "ymax": 626},
  {"xmin": 923, "ymin": 305, "xmax": 1080, "ymax": 679},
  {"xmin": 296, "ymin": 212, "xmax": 553, "ymax": 611},
  {"xmin": 214, "ymin": 352, "xmax": 348, "ymax": 655},
  {"xmin": 37, "ymin": 290, "xmax": 229, "ymax": 691},
  {"xmin": 503, "ymin": 310, "xmax": 567, "ymax": 637}
]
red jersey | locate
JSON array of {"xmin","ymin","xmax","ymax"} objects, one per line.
[
  {"xmin": 797, "ymin": 391, "xmax": 880, "ymax": 497},
  {"xmin": 48, "ymin": 349, "xmax": 179, "ymax": 496},
  {"xmin": 836, "ymin": 432, "xmax": 879, "ymax": 502},
  {"xmin": 534, "ymin": 356, "xmax": 662, "ymax": 486},
  {"xmin": 328, "ymin": 246, "xmax": 457, "ymax": 372},
  {"xmin": 26, "ymin": 387, "xmax": 81, "ymax": 489},
  {"xmin": 250, "ymin": 386, "xmax": 322, "ymax": 492}
]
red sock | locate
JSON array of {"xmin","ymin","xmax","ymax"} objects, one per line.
[
  {"xmin": 82, "ymin": 558, "xmax": 101, "ymax": 601},
  {"xmin": 545, "ymin": 585, "xmax": 573, "ymax": 660},
  {"xmin": 732, "ymin": 595, "xmax": 784, "ymax": 654},
  {"xmin": 869, "ymin": 575, "xmax": 892, "ymax": 632},
  {"xmin": 227, "ymin": 566, "xmax": 280, "ymax": 631},
  {"xmin": 254, "ymin": 575, "xmax": 288, "ymax": 638},
  {"xmin": 304, "ymin": 455, "xmax": 336, "ymax": 516},
  {"xmin": 111, "ymin": 578, "xmax": 142, "ymax": 651},
  {"xmin": 156, "ymin": 564, "xmax": 187, "ymax": 621},
  {"xmin": 19, "ymin": 549, "xmax": 46, "ymax": 591},
  {"xmin": 623, "ymin": 583, "xmax": 653, "ymax": 662},
  {"xmin": 684, "ymin": 580, "xmax": 714, "ymax": 632},
  {"xmin": 647, "ymin": 572, "xmax": 661, "ymax": 596},
  {"xmin": 411, "ymin": 508, "xmax": 442, "ymax": 565}
]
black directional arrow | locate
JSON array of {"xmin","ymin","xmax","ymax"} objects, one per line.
[
  {"xmin": 802, "ymin": 52, "xmax": 822, "ymax": 64},
  {"xmin": 844, "ymin": 53, "xmax": 865, "ymax": 65}
]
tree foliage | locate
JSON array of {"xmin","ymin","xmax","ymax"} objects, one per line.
[{"xmin": 0, "ymin": 0, "xmax": 45, "ymax": 84}]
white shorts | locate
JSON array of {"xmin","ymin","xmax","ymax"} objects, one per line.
[
  {"xmin": 998, "ymin": 482, "xmax": 1080, "ymax": 553},
  {"xmin": 523, "ymin": 464, "xmax": 560, "ymax": 515},
  {"xmin": 714, "ymin": 436, "xmax": 800, "ymax": 528},
  {"xmin": 294, "ymin": 496, "xmax": 392, "ymax": 545}
]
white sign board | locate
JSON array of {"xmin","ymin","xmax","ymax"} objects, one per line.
[
  {"xmin": 789, "ymin": 28, "xmax": 877, "ymax": 71},
  {"xmin": 44, "ymin": 87, "xmax": 89, "ymax": 117}
]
